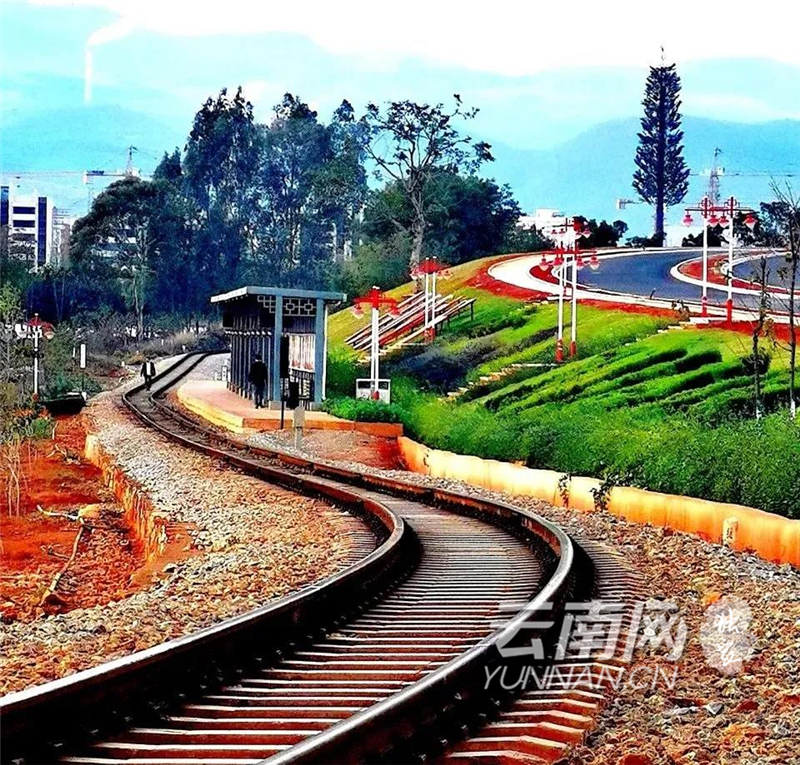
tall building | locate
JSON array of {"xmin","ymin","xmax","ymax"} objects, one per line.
[{"xmin": 0, "ymin": 185, "xmax": 68, "ymax": 269}]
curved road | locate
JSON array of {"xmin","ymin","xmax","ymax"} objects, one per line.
[{"xmin": 490, "ymin": 249, "xmax": 795, "ymax": 315}]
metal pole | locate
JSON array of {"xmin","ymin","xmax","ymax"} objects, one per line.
[
  {"xmin": 570, "ymin": 249, "xmax": 578, "ymax": 358},
  {"xmin": 431, "ymin": 269, "xmax": 437, "ymax": 334},
  {"xmin": 423, "ymin": 271, "xmax": 430, "ymax": 329},
  {"xmin": 556, "ymin": 255, "xmax": 565, "ymax": 362},
  {"xmin": 701, "ymin": 211, "xmax": 709, "ymax": 317},
  {"xmin": 33, "ymin": 325, "xmax": 40, "ymax": 396},
  {"xmin": 371, "ymin": 304, "xmax": 380, "ymax": 389},
  {"xmin": 726, "ymin": 198, "xmax": 735, "ymax": 324}
]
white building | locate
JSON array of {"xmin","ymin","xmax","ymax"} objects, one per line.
[
  {"xmin": 517, "ymin": 208, "xmax": 578, "ymax": 247},
  {"xmin": 1, "ymin": 185, "xmax": 67, "ymax": 270}
]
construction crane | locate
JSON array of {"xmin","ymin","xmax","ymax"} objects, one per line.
[
  {"xmin": 617, "ymin": 147, "xmax": 798, "ymax": 209},
  {"xmin": 2, "ymin": 146, "xmax": 148, "ymax": 205},
  {"xmin": 83, "ymin": 146, "xmax": 144, "ymax": 203}
]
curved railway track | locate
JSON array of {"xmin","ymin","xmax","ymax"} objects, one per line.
[{"xmin": 1, "ymin": 353, "xmax": 601, "ymax": 765}]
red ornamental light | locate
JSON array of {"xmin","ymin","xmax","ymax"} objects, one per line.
[
  {"xmin": 589, "ymin": 254, "xmax": 600, "ymax": 270},
  {"xmin": 682, "ymin": 212, "xmax": 694, "ymax": 226},
  {"xmin": 553, "ymin": 253, "xmax": 564, "ymax": 267},
  {"xmin": 718, "ymin": 214, "xmax": 729, "ymax": 227},
  {"xmin": 27, "ymin": 316, "xmax": 55, "ymax": 339},
  {"xmin": 575, "ymin": 254, "xmax": 585, "ymax": 270},
  {"xmin": 708, "ymin": 213, "xmax": 719, "ymax": 226},
  {"xmin": 417, "ymin": 257, "xmax": 448, "ymax": 275},
  {"xmin": 352, "ymin": 285, "xmax": 399, "ymax": 316},
  {"xmin": 539, "ymin": 254, "xmax": 551, "ymax": 270},
  {"xmin": 745, "ymin": 213, "xmax": 757, "ymax": 230}
]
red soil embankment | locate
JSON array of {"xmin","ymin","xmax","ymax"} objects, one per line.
[{"xmin": 0, "ymin": 415, "xmax": 144, "ymax": 621}]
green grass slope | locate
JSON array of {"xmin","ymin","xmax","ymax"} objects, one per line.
[{"xmin": 326, "ymin": 259, "xmax": 800, "ymax": 518}]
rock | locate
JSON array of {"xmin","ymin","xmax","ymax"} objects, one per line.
[
  {"xmin": 665, "ymin": 706, "xmax": 699, "ymax": 718},
  {"xmin": 617, "ymin": 754, "xmax": 654, "ymax": 765}
]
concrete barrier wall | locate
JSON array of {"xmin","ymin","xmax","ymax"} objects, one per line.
[
  {"xmin": 84, "ymin": 433, "xmax": 169, "ymax": 561},
  {"xmin": 398, "ymin": 436, "xmax": 800, "ymax": 567}
]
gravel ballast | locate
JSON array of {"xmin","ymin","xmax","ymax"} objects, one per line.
[
  {"xmin": 242, "ymin": 428, "xmax": 800, "ymax": 765},
  {"xmin": 0, "ymin": 364, "xmax": 367, "ymax": 695}
]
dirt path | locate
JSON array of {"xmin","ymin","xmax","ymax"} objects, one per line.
[{"xmin": 1, "ymin": 416, "xmax": 143, "ymax": 621}]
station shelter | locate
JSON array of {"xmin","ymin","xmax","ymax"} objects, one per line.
[{"xmin": 211, "ymin": 286, "xmax": 345, "ymax": 408}]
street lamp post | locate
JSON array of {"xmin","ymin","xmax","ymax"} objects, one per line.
[
  {"xmin": 352, "ymin": 286, "xmax": 399, "ymax": 396},
  {"xmin": 683, "ymin": 198, "xmax": 757, "ymax": 322},
  {"xmin": 26, "ymin": 314, "xmax": 55, "ymax": 397},
  {"xmin": 413, "ymin": 257, "xmax": 449, "ymax": 341},
  {"xmin": 548, "ymin": 218, "xmax": 592, "ymax": 359},
  {"xmin": 539, "ymin": 236, "xmax": 598, "ymax": 362}
]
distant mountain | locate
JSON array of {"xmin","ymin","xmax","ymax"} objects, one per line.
[
  {"xmin": 485, "ymin": 117, "xmax": 800, "ymax": 234},
  {"xmin": 1, "ymin": 101, "xmax": 797, "ymax": 233},
  {"xmin": 0, "ymin": 104, "xmax": 185, "ymax": 213}
]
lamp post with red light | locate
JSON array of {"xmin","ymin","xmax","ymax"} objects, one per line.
[
  {"xmin": 539, "ymin": 228, "xmax": 598, "ymax": 361},
  {"xmin": 352, "ymin": 287, "xmax": 399, "ymax": 397},
  {"xmin": 683, "ymin": 197, "xmax": 757, "ymax": 321},
  {"xmin": 549, "ymin": 218, "xmax": 593, "ymax": 359},
  {"xmin": 26, "ymin": 313, "xmax": 55, "ymax": 397},
  {"xmin": 412, "ymin": 257, "xmax": 449, "ymax": 340}
]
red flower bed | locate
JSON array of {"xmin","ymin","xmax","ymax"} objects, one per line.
[{"xmin": 466, "ymin": 254, "xmax": 549, "ymax": 301}]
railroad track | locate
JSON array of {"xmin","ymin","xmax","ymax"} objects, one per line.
[{"xmin": 0, "ymin": 353, "xmax": 618, "ymax": 765}]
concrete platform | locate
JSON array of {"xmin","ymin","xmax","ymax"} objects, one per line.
[{"xmin": 177, "ymin": 380, "xmax": 403, "ymax": 437}]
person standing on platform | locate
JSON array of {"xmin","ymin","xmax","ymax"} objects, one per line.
[
  {"xmin": 248, "ymin": 354, "xmax": 268, "ymax": 409},
  {"xmin": 140, "ymin": 357, "xmax": 157, "ymax": 390}
]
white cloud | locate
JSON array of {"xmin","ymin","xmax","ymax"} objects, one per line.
[{"xmin": 30, "ymin": 0, "xmax": 800, "ymax": 73}]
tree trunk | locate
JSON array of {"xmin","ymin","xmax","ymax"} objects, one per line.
[
  {"xmin": 654, "ymin": 202, "xmax": 665, "ymax": 246},
  {"xmin": 655, "ymin": 79, "xmax": 667, "ymax": 247},
  {"xmin": 752, "ymin": 256, "xmax": 769, "ymax": 419},
  {"xmin": 410, "ymin": 188, "xmax": 425, "ymax": 278}
]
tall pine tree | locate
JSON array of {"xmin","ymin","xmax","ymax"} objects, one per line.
[{"xmin": 632, "ymin": 61, "xmax": 690, "ymax": 245}]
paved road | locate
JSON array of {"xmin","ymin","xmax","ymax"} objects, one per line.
[
  {"xmin": 491, "ymin": 249, "xmax": 796, "ymax": 314},
  {"xmin": 732, "ymin": 254, "xmax": 794, "ymax": 289},
  {"xmin": 578, "ymin": 250, "xmax": 703, "ymax": 302}
]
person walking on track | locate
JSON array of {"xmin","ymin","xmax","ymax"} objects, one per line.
[
  {"xmin": 141, "ymin": 357, "xmax": 157, "ymax": 391},
  {"xmin": 248, "ymin": 354, "xmax": 268, "ymax": 409}
]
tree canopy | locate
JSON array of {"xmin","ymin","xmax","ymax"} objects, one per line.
[
  {"xmin": 361, "ymin": 96, "xmax": 493, "ymax": 270},
  {"xmin": 632, "ymin": 62, "xmax": 690, "ymax": 245}
]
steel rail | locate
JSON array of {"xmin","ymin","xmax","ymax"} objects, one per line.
[
  {"xmin": 0, "ymin": 352, "xmax": 583, "ymax": 765},
  {"xmin": 0, "ymin": 355, "xmax": 413, "ymax": 764}
]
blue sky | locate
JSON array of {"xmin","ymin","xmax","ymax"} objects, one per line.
[{"xmin": 1, "ymin": 0, "xmax": 798, "ymax": 232}]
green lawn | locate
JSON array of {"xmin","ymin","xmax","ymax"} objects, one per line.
[{"xmin": 326, "ymin": 260, "xmax": 800, "ymax": 518}]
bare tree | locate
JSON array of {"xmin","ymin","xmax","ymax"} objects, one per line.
[
  {"xmin": 748, "ymin": 255, "xmax": 772, "ymax": 420},
  {"xmin": 768, "ymin": 182, "xmax": 799, "ymax": 419}
]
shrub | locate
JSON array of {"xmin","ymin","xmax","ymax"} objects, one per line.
[
  {"xmin": 394, "ymin": 337, "xmax": 500, "ymax": 391},
  {"xmin": 674, "ymin": 349, "xmax": 722, "ymax": 373},
  {"xmin": 742, "ymin": 349, "xmax": 771, "ymax": 376},
  {"xmin": 322, "ymin": 396, "xmax": 405, "ymax": 423},
  {"xmin": 43, "ymin": 372, "xmax": 102, "ymax": 398}
]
